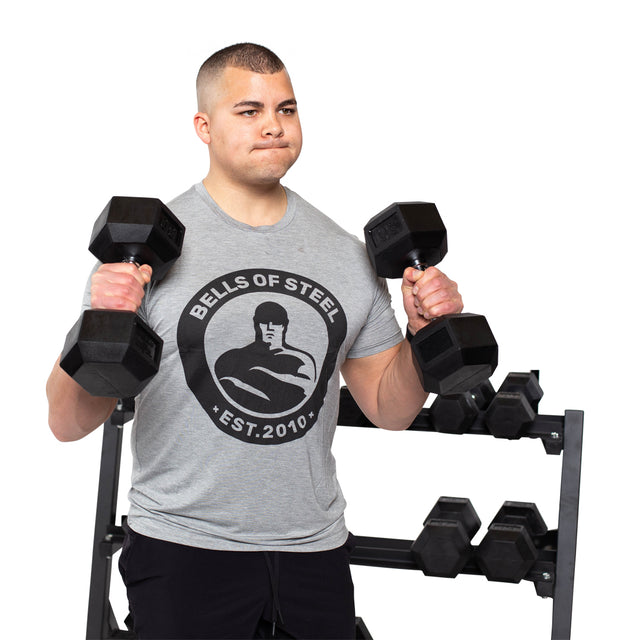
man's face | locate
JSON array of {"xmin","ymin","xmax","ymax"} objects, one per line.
[
  {"xmin": 259, "ymin": 322, "xmax": 285, "ymax": 347},
  {"xmin": 198, "ymin": 67, "xmax": 302, "ymax": 188}
]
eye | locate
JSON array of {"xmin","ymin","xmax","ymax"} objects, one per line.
[
  {"xmin": 280, "ymin": 107, "xmax": 297, "ymax": 116},
  {"xmin": 240, "ymin": 109, "xmax": 258, "ymax": 117}
]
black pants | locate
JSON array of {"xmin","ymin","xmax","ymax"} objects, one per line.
[{"xmin": 118, "ymin": 524, "xmax": 356, "ymax": 640}]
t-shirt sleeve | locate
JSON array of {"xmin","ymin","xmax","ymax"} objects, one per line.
[{"xmin": 346, "ymin": 276, "xmax": 403, "ymax": 359}]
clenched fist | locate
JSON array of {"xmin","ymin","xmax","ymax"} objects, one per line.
[
  {"xmin": 90, "ymin": 262, "xmax": 152, "ymax": 313},
  {"xmin": 401, "ymin": 266, "xmax": 464, "ymax": 335}
]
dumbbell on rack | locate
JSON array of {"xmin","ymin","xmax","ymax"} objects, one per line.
[
  {"xmin": 430, "ymin": 380, "xmax": 495, "ymax": 434},
  {"xmin": 60, "ymin": 196, "xmax": 185, "ymax": 398},
  {"xmin": 476, "ymin": 501, "xmax": 549, "ymax": 583},
  {"xmin": 410, "ymin": 496, "xmax": 481, "ymax": 578},
  {"xmin": 364, "ymin": 202, "xmax": 499, "ymax": 395},
  {"xmin": 485, "ymin": 372, "xmax": 544, "ymax": 439}
]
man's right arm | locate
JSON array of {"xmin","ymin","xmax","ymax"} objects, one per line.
[
  {"xmin": 46, "ymin": 262, "xmax": 152, "ymax": 442},
  {"xmin": 46, "ymin": 359, "xmax": 118, "ymax": 441}
]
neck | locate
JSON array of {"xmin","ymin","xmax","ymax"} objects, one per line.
[{"xmin": 202, "ymin": 174, "xmax": 288, "ymax": 227}]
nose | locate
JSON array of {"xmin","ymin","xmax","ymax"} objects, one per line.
[{"xmin": 262, "ymin": 113, "xmax": 284, "ymax": 138}]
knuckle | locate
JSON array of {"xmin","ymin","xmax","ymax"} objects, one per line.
[{"xmin": 122, "ymin": 281, "xmax": 139, "ymax": 297}]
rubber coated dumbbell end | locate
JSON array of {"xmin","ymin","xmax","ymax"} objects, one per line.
[
  {"xmin": 430, "ymin": 392, "xmax": 478, "ymax": 434},
  {"xmin": 476, "ymin": 501, "xmax": 548, "ymax": 584},
  {"xmin": 411, "ymin": 497, "xmax": 481, "ymax": 578},
  {"xmin": 364, "ymin": 202, "xmax": 448, "ymax": 277},
  {"xmin": 412, "ymin": 314, "xmax": 499, "ymax": 395},
  {"xmin": 89, "ymin": 196, "xmax": 185, "ymax": 281},
  {"xmin": 430, "ymin": 379, "xmax": 496, "ymax": 434},
  {"xmin": 485, "ymin": 372, "xmax": 544, "ymax": 439},
  {"xmin": 60, "ymin": 310, "xmax": 163, "ymax": 398}
]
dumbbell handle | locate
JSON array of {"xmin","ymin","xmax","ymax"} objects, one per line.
[
  {"xmin": 409, "ymin": 256, "xmax": 431, "ymax": 271},
  {"xmin": 409, "ymin": 260, "xmax": 445, "ymax": 324},
  {"xmin": 121, "ymin": 256, "xmax": 141, "ymax": 267}
]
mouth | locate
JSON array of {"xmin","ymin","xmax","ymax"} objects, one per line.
[{"xmin": 253, "ymin": 143, "xmax": 289, "ymax": 150}]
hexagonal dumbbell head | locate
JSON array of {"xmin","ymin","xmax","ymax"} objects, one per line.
[
  {"xmin": 476, "ymin": 501, "xmax": 547, "ymax": 583},
  {"xmin": 493, "ymin": 501, "xmax": 548, "ymax": 536},
  {"xmin": 364, "ymin": 202, "xmax": 448, "ymax": 278},
  {"xmin": 61, "ymin": 310, "xmax": 163, "ymax": 398},
  {"xmin": 498, "ymin": 372, "xmax": 543, "ymax": 411},
  {"xmin": 431, "ymin": 393, "xmax": 478, "ymax": 434},
  {"xmin": 412, "ymin": 315, "xmax": 499, "ymax": 395},
  {"xmin": 411, "ymin": 497, "xmax": 481, "ymax": 578},
  {"xmin": 430, "ymin": 379, "xmax": 496, "ymax": 434},
  {"xmin": 485, "ymin": 372, "xmax": 544, "ymax": 439},
  {"xmin": 89, "ymin": 196, "xmax": 185, "ymax": 280}
]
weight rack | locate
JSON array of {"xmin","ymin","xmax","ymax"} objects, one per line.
[
  {"xmin": 85, "ymin": 376, "xmax": 583, "ymax": 640},
  {"xmin": 338, "ymin": 383, "xmax": 583, "ymax": 639}
]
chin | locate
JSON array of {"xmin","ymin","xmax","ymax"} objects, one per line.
[{"xmin": 253, "ymin": 166, "xmax": 293, "ymax": 184}]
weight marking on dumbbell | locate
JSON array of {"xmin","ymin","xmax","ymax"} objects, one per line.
[
  {"xmin": 367, "ymin": 215, "xmax": 404, "ymax": 248},
  {"xmin": 158, "ymin": 209, "xmax": 184, "ymax": 243}
]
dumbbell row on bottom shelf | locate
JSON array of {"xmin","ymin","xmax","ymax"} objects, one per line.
[
  {"xmin": 351, "ymin": 497, "xmax": 557, "ymax": 596},
  {"xmin": 411, "ymin": 497, "xmax": 550, "ymax": 583}
]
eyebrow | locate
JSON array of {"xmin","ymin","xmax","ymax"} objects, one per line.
[{"xmin": 233, "ymin": 99, "xmax": 297, "ymax": 110}]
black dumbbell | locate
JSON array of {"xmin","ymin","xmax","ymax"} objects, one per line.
[
  {"xmin": 476, "ymin": 501, "xmax": 548, "ymax": 583},
  {"xmin": 430, "ymin": 379, "xmax": 495, "ymax": 434},
  {"xmin": 60, "ymin": 196, "xmax": 185, "ymax": 398},
  {"xmin": 410, "ymin": 496, "xmax": 481, "ymax": 578},
  {"xmin": 484, "ymin": 371, "xmax": 543, "ymax": 439},
  {"xmin": 364, "ymin": 202, "xmax": 498, "ymax": 395}
]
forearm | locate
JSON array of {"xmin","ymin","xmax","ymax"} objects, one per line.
[
  {"xmin": 46, "ymin": 356, "xmax": 118, "ymax": 442},
  {"xmin": 341, "ymin": 338, "xmax": 428, "ymax": 431},
  {"xmin": 374, "ymin": 338, "xmax": 428, "ymax": 430}
]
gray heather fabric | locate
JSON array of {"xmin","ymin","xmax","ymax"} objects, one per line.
[{"xmin": 83, "ymin": 183, "xmax": 403, "ymax": 551}]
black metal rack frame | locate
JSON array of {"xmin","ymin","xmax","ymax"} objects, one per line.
[{"xmin": 85, "ymin": 384, "xmax": 583, "ymax": 640}]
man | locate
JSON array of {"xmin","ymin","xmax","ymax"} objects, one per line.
[{"xmin": 47, "ymin": 43, "xmax": 463, "ymax": 639}]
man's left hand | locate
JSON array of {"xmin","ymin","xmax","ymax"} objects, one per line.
[{"xmin": 401, "ymin": 266, "xmax": 464, "ymax": 335}]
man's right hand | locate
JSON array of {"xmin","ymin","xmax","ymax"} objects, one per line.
[{"xmin": 90, "ymin": 263, "xmax": 152, "ymax": 312}]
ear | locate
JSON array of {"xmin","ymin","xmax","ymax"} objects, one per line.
[{"xmin": 194, "ymin": 112, "xmax": 211, "ymax": 144}]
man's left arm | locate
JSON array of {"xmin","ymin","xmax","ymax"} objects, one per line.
[{"xmin": 341, "ymin": 266, "xmax": 463, "ymax": 430}]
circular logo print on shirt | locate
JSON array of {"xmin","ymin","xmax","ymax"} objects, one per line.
[{"xmin": 177, "ymin": 269, "xmax": 347, "ymax": 445}]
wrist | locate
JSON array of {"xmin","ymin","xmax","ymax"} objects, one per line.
[{"xmin": 407, "ymin": 317, "xmax": 435, "ymax": 341}]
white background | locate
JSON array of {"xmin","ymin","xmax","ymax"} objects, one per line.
[{"xmin": 2, "ymin": 1, "xmax": 638, "ymax": 638}]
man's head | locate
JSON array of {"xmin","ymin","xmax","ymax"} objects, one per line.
[
  {"xmin": 194, "ymin": 43, "xmax": 302, "ymax": 189},
  {"xmin": 253, "ymin": 301, "xmax": 288, "ymax": 346}
]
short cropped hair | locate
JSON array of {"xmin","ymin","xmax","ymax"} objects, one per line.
[{"xmin": 196, "ymin": 43, "xmax": 285, "ymax": 112}]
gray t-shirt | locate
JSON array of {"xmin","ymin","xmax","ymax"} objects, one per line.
[{"xmin": 85, "ymin": 183, "xmax": 403, "ymax": 552}]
